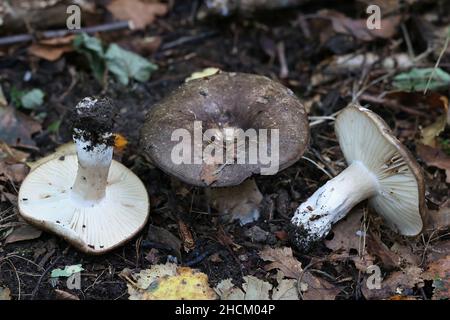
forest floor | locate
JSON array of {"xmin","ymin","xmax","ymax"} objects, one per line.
[{"xmin": 0, "ymin": 0, "xmax": 449, "ymax": 300}]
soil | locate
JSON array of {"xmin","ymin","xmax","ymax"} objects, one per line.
[{"xmin": 0, "ymin": 0, "xmax": 449, "ymax": 300}]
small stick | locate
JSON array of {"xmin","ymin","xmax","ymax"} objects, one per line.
[{"xmin": 0, "ymin": 20, "xmax": 131, "ymax": 46}]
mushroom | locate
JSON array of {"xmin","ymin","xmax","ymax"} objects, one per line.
[
  {"xmin": 290, "ymin": 104, "xmax": 426, "ymax": 249},
  {"xmin": 140, "ymin": 71, "xmax": 309, "ymax": 223},
  {"xmin": 18, "ymin": 97, "xmax": 149, "ymax": 254}
]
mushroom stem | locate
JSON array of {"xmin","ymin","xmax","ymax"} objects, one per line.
[
  {"xmin": 69, "ymin": 97, "xmax": 115, "ymax": 206},
  {"xmin": 71, "ymin": 134, "xmax": 113, "ymax": 204},
  {"xmin": 291, "ymin": 161, "xmax": 380, "ymax": 248}
]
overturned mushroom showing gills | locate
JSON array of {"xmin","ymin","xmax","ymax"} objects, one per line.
[
  {"xmin": 140, "ymin": 71, "xmax": 309, "ymax": 224},
  {"xmin": 291, "ymin": 104, "xmax": 425, "ymax": 249},
  {"xmin": 18, "ymin": 98, "xmax": 149, "ymax": 254}
]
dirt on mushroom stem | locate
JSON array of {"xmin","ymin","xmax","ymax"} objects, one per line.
[{"xmin": 70, "ymin": 97, "xmax": 116, "ymax": 149}]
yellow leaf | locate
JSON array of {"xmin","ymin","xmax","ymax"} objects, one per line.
[{"xmin": 123, "ymin": 263, "xmax": 217, "ymax": 300}]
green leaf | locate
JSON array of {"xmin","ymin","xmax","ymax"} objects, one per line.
[
  {"xmin": 47, "ymin": 120, "xmax": 61, "ymax": 133},
  {"xmin": 105, "ymin": 44, "xmax": 158, "ymax": 85},
  {"xmin": 51, "ymin": 264, "xmax": 84, "ymax": 278},
  {"xmin": 393, "ymin": 68, "xmax": 450, "ymax": 91},
  {"xmin": 20, "ymin": 89, "xmax": 45, "ymax": 109},
  {"xmin": 73, "ymin": 33, "xmax": 106, "ymax": 82},
  {"xmin": 10, "ymin": 86, "xmax": 24, "ymax": 108}
]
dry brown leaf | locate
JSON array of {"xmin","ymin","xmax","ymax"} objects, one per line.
[
  {"xmin": 301, "ymin": 272, "xmax": 340, "ymax": 300},
  {"xmin": 366, "ymin": 231, "xmax": 401, "ymax": 269},
  {"xmin": 215, "ymin": 276, "xmax": 299, "ymax": 300},
  {"xmin": 208, "ymin": 178, "xmax": 263, "ymax": 224},
  {"xmin": 0, "ymin": 162, "xmax": 29, "ymax": 184},
  {"xmin": 177, "ymin": 219, "xmax": 195, "ymax": 252},
  {"xmin": 5, "ymin": 223, "xmax": 42, "ymax": 244},
  {"xmin": 424, "ymin": 201, "xmax": 450, "ymax": 233},
  {"xmin": 324, "ymin": 207, "xmax": 364, "ymax": 254},
  {"xmin": 361, "ymin": 266, "xmax": 423, "ymax": 300},
  {"xmin": 259, "ymin": 246, "xmax": 339, "ymax": 300},
  {"xmin": 28, "ymin": 35, "xmax": 75, "ymax": 61},
  {"xmin": 0, "ymin": 287, "xmax": 11, "ymax": 300},
  {"xmin": 319, "ymin": 10, "xmax": 401, "ymax": 41},
  {"xmin": 0, "ymin": 106, "xmax": 41, "ymax": 146},
  {"xmin": 417, "ymin": 143, "xmax": 450, "ymax": 183},
  {"xmin": 0, "ymin": 141, "xmax": 29, "ymax": 163},
  {"xmin": 422, "ymin": 255, "xmax": 450, "ymax": 300},
  {"xmin": 54, "ymin": 289, "xmax": 80, "ymax": 300},
  {"xmin": 426, "ymin": 240, "xmax": 450, "ymax": 263},
  {"xmin": 259, "ymin": 246, "xmax": 303, "ymax": 279},
  {"xmin": 107, "ymin": 0, "xmax": 168, "ymax": 30}
]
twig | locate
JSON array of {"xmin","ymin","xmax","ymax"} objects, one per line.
[
  {"xmin": 31, "ymin": 255, "xmax": 62, "ymax": 300},
  {"xmin": 160, "ymin": 31, "xmax": 218, "ymax": 51},
  {"xmin": 401, "ymin": 23, "xmax": 415, "ymax": 59},
  {"xmin": 359, "ymin": 93, "xmax": 428, "ymax": 117},
  {"xmin": 0, "ymin": 20, "xmax": 131, "ymax": 46},
  {"xmin": 424, "ymin": 29, "xmax": 450, "ymax": 94},
  {"xmin": 301, "ymin": 156, "xmax": 333, "ymax": 179}
]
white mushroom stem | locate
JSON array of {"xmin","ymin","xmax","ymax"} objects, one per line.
[
  {"xmin": 71, "ymin": 133, "xmax": 113, "ymax": 205},
  {"xmin": 291, "ymin": 161, "xmax": 380, "ymax": 246}
]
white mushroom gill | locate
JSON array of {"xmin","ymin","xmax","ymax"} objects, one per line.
[
  {"xmin": 18, "ymin": 97, "xmax": 149, "ymax": 254},
  {"xmin": 290, "ymin": 105, "xmax": 423, "ymax": 249}
]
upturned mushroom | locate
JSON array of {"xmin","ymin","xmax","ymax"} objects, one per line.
[
  {"xmin": 18, "ymin": 97, "xmax": 149, "ymax": 254},
  {"xmin": 290, "ymin": 104, "xmax": 426, "ymax": 249},
  {"xmin": 140, "ymin": 71, "xmax": 309, "ymax": 223}
]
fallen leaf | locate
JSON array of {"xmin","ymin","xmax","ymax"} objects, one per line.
[
  {"xmin": 0, "ymin": 162, "xmax": 29, "ymax": 183},
  {"xmin": 424, "ymin": 202, "xmax": 450, "ymax": 233},
  {"xmin": 107, "ymin": 0, "xmax": 168, "ymax": 30},
  {"xmin": 422, "ymin": 255, "xmax": 449, "ymax": 300},
  {"xmin": 54, "ymin": 289, "xmax": 80, "ymax": 300},
  {"xmin": 146, "ymin": 225, "xmax": 182, "ymax": 260},
  {"xmin": 361, "ymin": 266, "xmax": 423, "ymax": 300},
  {"xmin": 215, "ymin": 276, "xmax": 271, "ymax": 300},
  {"xmin": 0, "ymin": 106, "xmax": 41, "ymax": 146},
  {"xmin": 417, "ymin": 143, "xmax": 450, "ymax": 183},
  {"xmin": 419, "ymin": 95, "xmax": 448, "ymax": 147},
  {"xmin": 121, "ymin": 263, "xmax": 217, "ymax": 300},
  {"xmin": 318, "ymin": 10, "xmax": 401, "ymax": 41},
  {"xmin": 5, "ymin": 223, "xmax": 42, "ymax": 244},
  {"xmin": 105, "ymin": 43, "xmax": 158, "ymax": 85},
  {"xmin": 259, "ymin": 246, "xmax": 339, "ymax": 300},
  {"xmin": 241, "ymin": 275, "xmax": 272, "ymax": 300},
  {"xmin": 51, "ymin": 264, "xmax": 84, "ymax": 278},
  {"xmin": 0, "ymin": 141, "xmax": 29, "ymax": 163},
  {"xmin": 28, "ymin": 35, "xmax": 74, "ymax": 61},
  {"xmin": 300, "ymin": 272, "xmax": 340, "ymax": 300},
  {"xmin": 20, "ymin": 88, "xmax": 45, "ymax": 110},
  {"xmin": 393, "ymin": 68, "xmax": 450, "ymax": 92},
  {"xmin": 272, "ymin": 279, "xmax": 299, "ymax": 300},
  {"xmin": 259, "ymin": 247, "xmax": 303, "ymax": 279},
  {"xmin": 208, "ymin": 179, "xmax": 263, "ymax": 225},
  {"xmin": 0, "ymin": 287, "xmax": 11, "ymax": 300},
  {"xmin": 324, "ymin": 207, "xmax": 365, "ymax": 254},
  {"xmin": 366, "ymin": 231, "xmax": 401, "ymax": 269},
  {"xmin": 185, "ymin": 68, "xmax": 220, "ymax": 82},
  {"xmin": 177, "ymin": 219, "xmax": 195, "ymax": 252}
]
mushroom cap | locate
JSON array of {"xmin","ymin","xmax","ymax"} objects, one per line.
[
  {"xmin": 335, "ymin": 104, "xmax": 426, "ymax": 236},
  {"xmin": 140, "ymin": 72, "xmax": 309, "ymax": 187},
  {"xmin": 18, "ymin": 155, "xmax": 149, "ymax": 254}
]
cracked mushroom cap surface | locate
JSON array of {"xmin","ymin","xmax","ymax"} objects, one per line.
[
  {"xmin": 18, "ymin": 155, "xmax": 149, "ymax": 254},
  {"xmin": 140, "ymin": 72, "xmax": 310, "ymax": 187},
  {"xmin": 335, "ymin": 104, "xmax": 426, "ymax": 236}
]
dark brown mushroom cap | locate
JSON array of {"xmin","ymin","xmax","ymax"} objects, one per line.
[{"xmin": 140, "ymin": 72, "xmax": 309, "ymax": 187}]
